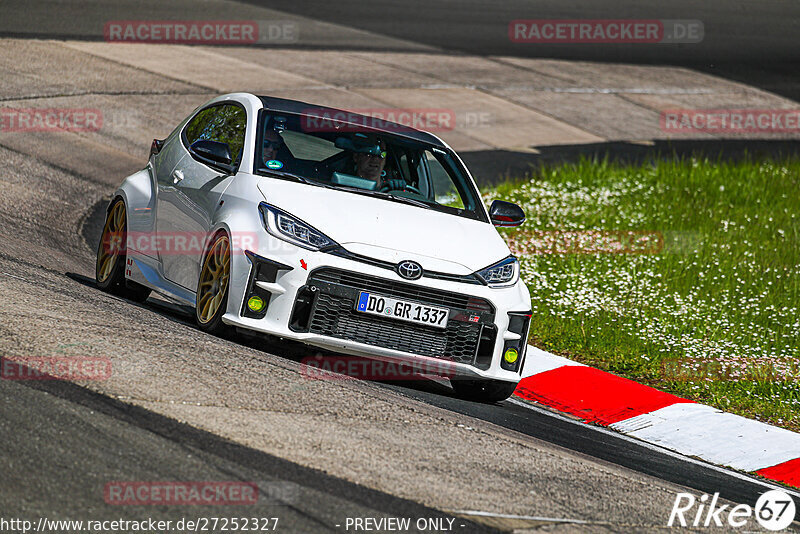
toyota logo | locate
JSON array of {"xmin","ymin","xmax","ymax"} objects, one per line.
[{"xmin": 396, "ymin": 260, "xmax": 423, "ymax": 280}]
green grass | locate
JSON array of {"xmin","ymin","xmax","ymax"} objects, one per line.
[{"xmin": 485, "ymin": 156, "xmax": 800, "ymax": 430}]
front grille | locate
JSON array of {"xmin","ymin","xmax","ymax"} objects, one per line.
[
  {"xmin": 300, "ymin": 268, "xmax": 497, "ymax": 368},
  {"xmin": 309, "ymin": 268, "xmax": 494, "ymax": 313}
]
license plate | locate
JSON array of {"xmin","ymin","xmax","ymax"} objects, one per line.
[{"xmin": 355, "ymin": 291, "xmax": 449, "ymax": 329}]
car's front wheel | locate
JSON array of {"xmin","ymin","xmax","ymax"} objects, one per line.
[
  {"xmin": 195, "ymin": 232, "xmax": 231, "ymax": 335},
  {"xmin": 95, "ymin": 198, "xmax": 150, "ymax": 302},
  {"xmin": 451, "ymin": 378, "xmax": 519, "ymax": 403}
]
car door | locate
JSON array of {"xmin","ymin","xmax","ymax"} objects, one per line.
[{"xmin": 156, "ymin": 103, "xmax": 247, "ymax": 291}]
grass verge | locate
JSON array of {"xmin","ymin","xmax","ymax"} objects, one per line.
[{"xmin": 485, "ymin": 156, "xmax": 800, "ymax": 431}]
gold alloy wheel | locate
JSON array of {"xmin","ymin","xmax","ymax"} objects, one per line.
[
  {"xmin": 96, "ymin": 201, "xmax": 126, "ymax": 284},
  {"xmin": 197, "ymin": 234, "xmax": 231, "ymax": 324}
]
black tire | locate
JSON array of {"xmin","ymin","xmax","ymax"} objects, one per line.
[
  {"xmin": 195, "ymin": 232, "xmax": 231, "ymax": 335},
  {"xmin": 451, "ymin": 379, "xmax": 519, "ymax": 403},
  {"xmin": 95, "ymin": 199, "xmax": 151, "ymax": 303}
]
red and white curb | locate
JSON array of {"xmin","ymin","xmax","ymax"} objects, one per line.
[{"xmin": 516, "ymin": 345, "xmax": 800, "ymax": 490}]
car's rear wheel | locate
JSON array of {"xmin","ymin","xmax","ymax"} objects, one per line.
[
  {"xmin": 95, "ymin": 199, "xmax": 150, "ymax": 302},
  {"xmin": 196, "ymin": 232, "xmax": 231, "ymax": 335},
  {"xmin": 451, "ymin": 378, "xmax": 519, "ymax": 403}
]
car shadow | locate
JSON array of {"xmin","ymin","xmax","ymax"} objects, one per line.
[
  {"xmin": 66, "ymin": 271, "xmax": 463, "ymax": 400},
  {"xmin": 232, "ymin": 327, "xmax": 463, "ymax": 399},
  {"xmin": 66, "ymin": 272, "xmax": 196, "ymax": 329}
]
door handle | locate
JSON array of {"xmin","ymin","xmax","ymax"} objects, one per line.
[{"xmin": 171, "ymin": 169, "xmax": 184, "ymax": 184}]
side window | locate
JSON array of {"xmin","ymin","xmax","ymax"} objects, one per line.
[
  {"xmin": 184, "ymin": 104, "xmax": 247, "ymax": 166},
  {"xmin": 424, "ymin": 151, "xmax": 465, "ymax": 209}
]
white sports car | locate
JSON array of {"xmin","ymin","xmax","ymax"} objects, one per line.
[{"xmin": 96, "ymin": 93, "xmax": 532, "ymax": 402}]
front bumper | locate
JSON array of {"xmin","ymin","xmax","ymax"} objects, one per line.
[{"xmin": 222, "ymin": 239, "xmax": 532, "ymax": 382}]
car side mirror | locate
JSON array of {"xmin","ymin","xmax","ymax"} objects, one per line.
[
  {"xmin": 190, "ymin": 139, "xmax": 233, "ymax": 172},
  {"xmin": 489, "ymin": 200, "xmax": 526, "ymax": 227}
]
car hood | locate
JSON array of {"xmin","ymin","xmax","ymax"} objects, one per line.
[{"xmin": 257, "ymin": 178, "xmax": 510, "ymax": 274}]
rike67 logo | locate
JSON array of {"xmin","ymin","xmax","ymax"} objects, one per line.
[{"xmin": 668, "ymin": 490, "xmax": 796, "ymax": 531}]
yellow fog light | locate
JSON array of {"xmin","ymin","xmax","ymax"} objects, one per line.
[
  {"xmin": 503, "ymin": 347, "xmax": 519, "ymax": 364},
  {"xmin": 247, "ymin": 295, "xmax": 265, "ymax": 313}
]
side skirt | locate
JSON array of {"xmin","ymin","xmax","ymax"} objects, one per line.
[{"xmin": 124, "ymin": 253, "xmax": 196, "ymax": 306}]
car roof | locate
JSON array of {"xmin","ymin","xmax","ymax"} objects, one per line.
[{"xmin": 257, "ymin": 95, "xmax": 447, "ymax": 148}]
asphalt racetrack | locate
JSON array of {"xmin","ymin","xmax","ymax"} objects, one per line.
[{"xmin": 0, "ymin": 1, "xmax": 799, "ymax": 532}]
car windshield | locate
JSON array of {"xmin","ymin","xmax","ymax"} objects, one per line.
[{"xmin": 254, "ymin": 111, "xmax": 487, "ymax": 222}]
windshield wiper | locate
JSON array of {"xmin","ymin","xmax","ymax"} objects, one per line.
[
  {"xmin": 332, "ymin": 186, "xmax": 432, "ymax": 209},
  {"xmin": 384, "ymin": 194, "xmax": 433, "ymax": 209},
  {"xmin": 260, "ymin": 169, "xmax": 312, "ymax": 183}
]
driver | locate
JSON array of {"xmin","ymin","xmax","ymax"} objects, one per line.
[
  {"xmin": 261, "ymin": 130, "xmax": 284, "ymax": 166},
  {"xmin": 352, "ymin": 136, "xmax": 405, "ymax": 191}
]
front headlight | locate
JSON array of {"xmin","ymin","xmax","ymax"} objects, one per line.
[
  {"xmin": 259, "ymin": 203, "xmax": 337, "ymax": 251},
  {"xmin": 476, "ymin": 256, "xmax": 519, "ymax": 287}
]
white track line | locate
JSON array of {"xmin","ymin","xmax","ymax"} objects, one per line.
[
  {"xmin": 506, "ymin": 397, "xmax": 800, "ymax": 500},
  {"xmin": 611, "ymin": 404, "xmax": 800, "ymax": 472}
]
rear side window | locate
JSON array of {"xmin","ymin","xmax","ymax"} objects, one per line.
[{"xmin": 184, "ymin": 104, "xmax": 247, "ymax": 165}]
